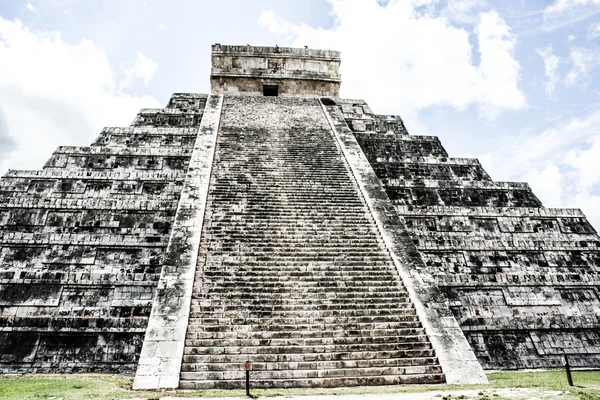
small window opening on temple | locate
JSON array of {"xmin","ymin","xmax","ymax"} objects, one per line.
[{"xmin": 263, "ymin": 84, "xmax": 279, "ymax": 96}]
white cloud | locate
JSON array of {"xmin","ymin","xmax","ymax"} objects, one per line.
[
  {"xmin": 568, "ymin": 34, "xmax": 577, "ymax": 41},
  {"xmin": 486, "ymin": 108, "xmax": 600, "ymax": 228},
  {"xmin": 25, "ymin": 3, "xmax": 37, "ymax": 12},
  {"xmin": 523, "ymin": 161, "xmax": 563, "ymax": 207},
  {"xmin": 544, "ymin": 0, "xmax": 600, "ymax": 21},
  {"xmin": 477, "ymin": 151, "xmax": 493, "ymax": 175},
  {"xmin": 158, "ymin": 22, "xmax": 167, "ymax": 31},
  {"xmin": 119, "ymin": 52, "xmax": 158, "ymax": 89},
  {"xmin": 570, "ymin": 191, "xmax": 600, "ymax": 231},
  {"xmin": 589, "ymin": 21, "xmax": 600, "ymax": 38},
  {"xmin": 259, "ymin": 0, "xmax": 526, "ymax": 125},
  {"xmin": 541, "ymin": 0, "xmax": 600, "ymax": 31},
  {"xmin": 536, "ymin": 45, "xmax": 560, "ymax": 96},
  {"xmin": 564, "ymin": 135, "xmax": 600, "ymax": 191},
  {"xmin": 498, "ymin": 109, "xmax": 600, "ymax": 176},
  {"xmin": 0, "ymin": 17, "xmax": 161, "ymax": 174},
  {"xmin": 475, "ymin": 10, "xmax": 526, "ymax": 118},
  {"xmin": 444, "ymin": 0, "xmax": 486, "ymax": 24},
  {"xmin": 564, "ymin": 47, "xmax": 597, "ymax": 87}
]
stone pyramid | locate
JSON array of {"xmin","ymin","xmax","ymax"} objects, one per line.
[{"xmin": 0, "ymin": 44, "xmax": 598, "ymax": 390}]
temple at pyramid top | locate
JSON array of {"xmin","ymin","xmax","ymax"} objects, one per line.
[{"xmin": 210, "ymin": 44, "xmax": 341, "ymax": 97}]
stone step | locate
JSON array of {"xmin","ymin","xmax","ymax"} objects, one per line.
[
  {"xmin": 201, "ymin": 259, "xmax": 394, "ymax": 266},
  {"xmin": 180, "ymin": 364, "xmax": 442, "ymax": 382},
  {"xmin": 181, "ymin": 357, "xmax": 439, "ymax": 372},
  {"xmin": 197, "ymin": 275, "xmax": 402, "ymax": 286},
  {"xmin": 212, "ymin": 166, "xmax": 349, "ymax": 172},
  {"xmin": 204, "ymin": 228, "xmax": 378, "ymax": 234},
  {"xmin": 209, "ymin": 190, "xmax": 361, "ymax": 196},
  {"xmin": 206, "ymin": 215, "xmax": 374, "ymax": 222},
  {"xmin": 201, "ymin": 244, "xmax": 388, "ymax": 251},
  {"xmin": 200, "ymin": 276, "xmax": 400, "ymax": 284},
  {"xmin": 206, "ymin": 216, "xmax": 375, "ymax": 223},
  {"xmin": 192, "ymin": 286, "xmax": 404, "ymax": 295},
  {"xmin": 201, "ymin": 264, "xmax": 394, "ymax": 271},
  {"xmin": 208, "ymin": 193, "xmax": 364, "ymax": 200},
  {"xmin": 215, "ymin": 153, "xmax": 345, "ymax": 158},
  {"xmin": 202, "ymin": 233, "xmax": 383, "ymax": 240},
  {"xmin": 202, "ymin": 235, "xmax": 385, "ymax": 242},
  {"xmin": 201, "ymin": 261, "xmax": 393, "ymax": 268},
  {"xmin": 208, "ymin": 200, "xmax": 366, "ymax": 206},
  {"xmin": 189, "ymin": 300, "xmax": 411, "ymax": 312},
  {"xmin": 184, "ymin": 342, "xmax": 432, "ymax": 357},
  {"xmin": 195, "ymin": 292, "xmax": 407, "ymax": 301},
  {"xmin": 179, "ymin": 372, "xmax": 445, "ymax": 389},
  {"xmin": 198, "ymin": 280, "xmax": 401, "ymax": 289},
  {"xmin": 185, "ymin": 334, "xmax": 430, "ymax": 348},
  {"xmin": 209, "ymin": 186, "xmax": 359, "ymax": 192},
  {"xmin": 189, "ymin": 314, "xmax": 420, "ymax": 326},
  {"xmin": 201, "ymin": 271, "xmax": 398, "ymax": 279},
  {"xmin": 205, "ymin": 234, "xmax": 380, "ymax": 243},
  {"xmin": 202, "ymin": 243, "xmax": 386, "ymax": 251},
  {"xmin": 186, "ymin": 327, "xmax": 426, "ymax": 340},
  {"xmin": 201, "ymin": 264, "xmax": 397, "ymax": 272},
  {"xmin": 194, "ymin": 292, "xmax": 409, "ymax": 302},
  {"xmin": 201, "ymin": 255, "xmax": 393, "ymax": 263},
  {"xmin": 211, "ymin": 176, "xmax": 355, "ymax": 182},
  {"xmin": 197, "ymin": 286, "xmax": 404, "ymax": 294},
  {"xmin": 189, "ymin": 307, "xmax": 415, "ymax": 319},
  {"xmin": 181, "ymin": 348, "xmax": 436, "ymax": 364},
  {"xmin": 211, "ymin": 169, "xmax": 351, "ymax": 175},
  {"xmin": 204, "ymin": 204, "xmax": 368, "ymax": 210}
]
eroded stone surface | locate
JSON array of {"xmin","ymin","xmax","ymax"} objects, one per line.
[
  {"xmin": 133, "ymin": 94, "xmax": 223, "ymax": 389},
  {"xmin": 0, "ymin": 94, "xmax": 207, "ymax": 373},
  {"xmin": 2, "ymin": 44, "xmax": 599, "ymax": 389},
  {"xmin": 210, "ymin": 44, "xmax": 340, "ymax": 97},
  {"xmin": 177, "ymin": 96, "xmax": 445, "ymax": 389},
  {"xmin": 331, "ymin": 97, "xmax": 600, "ymax": 370}
]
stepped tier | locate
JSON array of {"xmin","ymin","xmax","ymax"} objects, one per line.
[
  {"xmin": 0, "ymin": 93, "xmax": 204, "ymax": 373},
  {"xmin": 326, "ymin": 98, "xmax": 600, "ymax": 370}
]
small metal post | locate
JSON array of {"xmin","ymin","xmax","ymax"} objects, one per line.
[
  {"xmin": 243, "ymin": 360, "xmax": 251, "ymax": 397},
  {"xmin": 564, "ymin": 353, "xmax": 574, "ymax": 387},
  {"xmin": 245, "ymin": 369, "xmax": 250, "ymax": 396}
]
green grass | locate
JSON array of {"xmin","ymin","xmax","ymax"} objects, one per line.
[{"xmin": 0, "ymin": 370, "xmax": 599, "ymax": 399}]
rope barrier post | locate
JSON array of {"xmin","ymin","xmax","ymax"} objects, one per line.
[
  {"xmin": 564, "ymin": 353, "xmax": 574, "ymax": 387},
  {"xmin": 243, "ymin": 360, "xmax": 252, "ymax": 397}
]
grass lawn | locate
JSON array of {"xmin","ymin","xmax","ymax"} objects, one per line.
[{"xmin": 0, "ymin": 370, "xmax": 599, "ymax": 400}]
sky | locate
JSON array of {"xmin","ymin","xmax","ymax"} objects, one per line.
[{"xmin": 1, "ymin": 0, "xmax": 600, "ymax": 227}]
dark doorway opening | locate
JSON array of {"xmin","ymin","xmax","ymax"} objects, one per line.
[{"xmin": 263, "ymin": 84, "xmax": 279, "ymax": 96}]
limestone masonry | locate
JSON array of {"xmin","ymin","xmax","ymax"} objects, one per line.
[{"xmin": 0, "ymin": 44, "xmax": 598, "ymax": 389}]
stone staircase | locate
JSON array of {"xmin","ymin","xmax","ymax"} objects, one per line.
[{"xmin": 179, "ymin": 96, "xmax": 445, "ymax": 389}]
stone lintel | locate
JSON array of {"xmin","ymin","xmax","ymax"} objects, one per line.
[
  {"xmin": 211, "ymin": 44, "xmax": 341, "ymax": 61},
  {"xmin": 132, "ymin": 94, "xmax": 223, "ymax": 390},
  {"xmin": 320, "ymin": 101, "xmax": 488, "ymax": 385}
]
